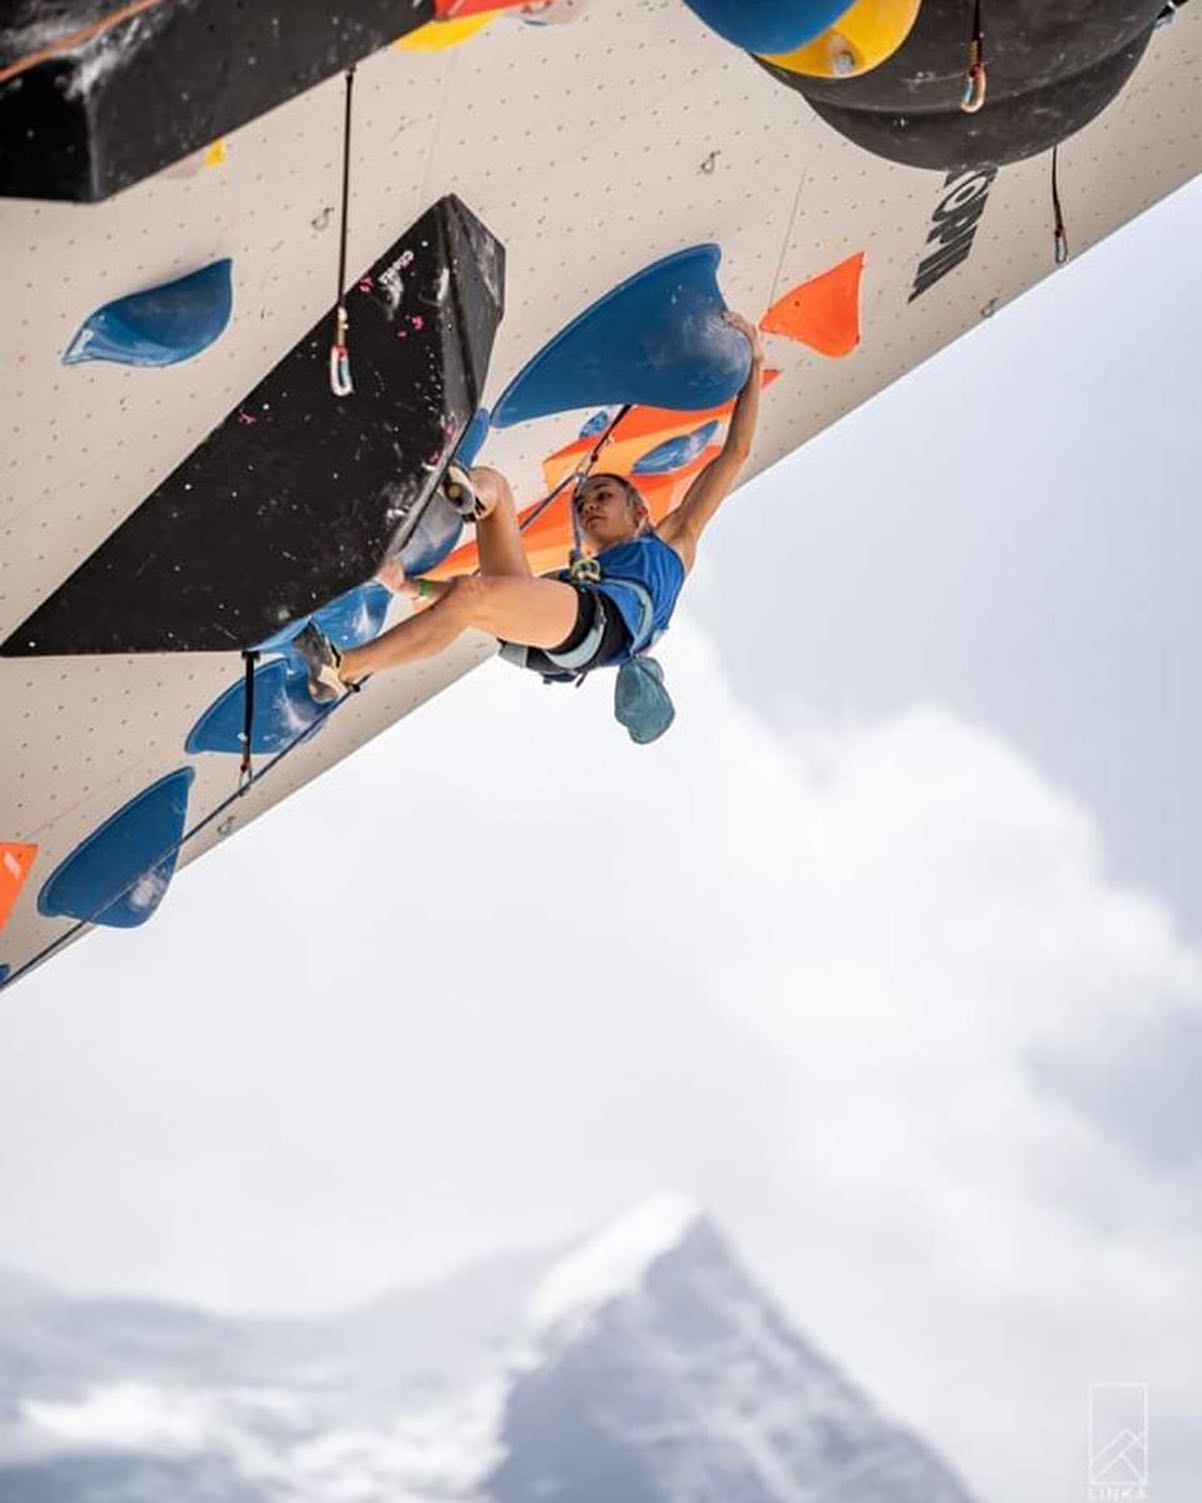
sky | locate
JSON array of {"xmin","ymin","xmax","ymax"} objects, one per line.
[{"xmin": 0, "ymin": 177, "xmax": 1199, "ymax": 1503}]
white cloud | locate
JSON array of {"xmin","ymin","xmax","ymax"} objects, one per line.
[{"xmin": 1, "ymin": 619, "xmax": 1199, "ymax": 1502}]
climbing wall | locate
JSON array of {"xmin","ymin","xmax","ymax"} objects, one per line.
[{"xmin": 2, "ymin": 0, "xmax": 1200, "ymax": 988}]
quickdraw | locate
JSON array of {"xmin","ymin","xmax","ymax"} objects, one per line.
[
  {"xmin": 237, "ymin": 649, "xmax": 260, "ymax": 789},
  {"xmin": 1052, "ymin": 144, "xmax": 1070, "ymax": 265},
  {"xmin": 329, "ymin": 67, "xmax": 357, "ymax": 397},
  {"xmin": 961, "ymin": 0, "xmax": 986, "ymax": 114},
  {"xmin": 329, "ymin": 307, "xmax": 353, "ymax": 397}
]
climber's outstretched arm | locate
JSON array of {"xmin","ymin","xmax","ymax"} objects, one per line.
[{"xmin": 657, "ymin": 312, "xmax": 764, "ymax": 573}]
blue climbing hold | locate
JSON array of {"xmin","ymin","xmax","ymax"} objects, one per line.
[
  {"xmin": 0, "ymin": 964, "xmax": 9, "ymax": 986},
  {"xmin": 491, "ymin": 246, "xmax": 751, "ymax": 428},
  {"xmin": 38, "ymin": 768, "xmax": 195, "ymax": 929},
  {"xmin": 313, "ymin": 581, "xmax": 392, "ymax": 648},
  {"xmin": 399, "ymin": 498, "xmax": 464, "ymax": 576},
  {"xmin": 456, "ymin": 407, "xmax": 491, "ymax": 468},
  {"xmin": 580, "ymin": 409, "xmax": 613, "ymax": 438},
  {"xmin": 633, "ymin": 420, "xmax": 720, "ymax": 475},
  {"xmin": 63, "ymin": 259, "xmax": 234, "ymax": 368},
  {"xmin": 186, "ymin": 658, "xmax": 323, "ymax": 757},
  {"xmin": 254, "ymin": 580, "xmax": 393, "ymax": 658},
  {"xmin": 680, "ymin": 0, "xmax": 856, "ymax": 56}
]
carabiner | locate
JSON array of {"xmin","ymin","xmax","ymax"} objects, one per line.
[
  {"xmin": 329, "ymin": 305, "xmax": 353, "ymax": 397},
  {"xmin": 961, "ymin": 60, "xmax": 986, "ymax": 114}
]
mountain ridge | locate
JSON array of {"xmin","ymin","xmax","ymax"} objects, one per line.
[{"xmin": 0, "ymin": 1197, "xmax": 983, "ymax": 1503}]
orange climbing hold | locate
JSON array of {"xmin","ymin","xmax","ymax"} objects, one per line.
[
  {"xmin": 434, "ymin": 0, "xmax": 531, "ymax": 17},
  {"xmin": 760, "ymin": 252, "xmax": 865, "ymax": 358},
  {"xmin": 0, "ymin": 843, "xmax": 38, "ymax": 932}
]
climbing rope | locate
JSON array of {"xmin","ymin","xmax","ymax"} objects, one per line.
[
  {"xmin": 513, "ymin": 403, "xmax": 635, "ymax": 547},
  {"xmin": 961, "ymin": 0, "xmax": 986, "ymax": 114},
  {"xmin": 329, "ymin": 67, "xmax": 357, "ymax": 398},
  {"xmin": 1051, "ymin": 144, "xmax": 1070, "ymax": 265}
]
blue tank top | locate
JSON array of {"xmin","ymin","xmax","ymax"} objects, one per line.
[{"xmin": 557, "ymin": 532, "xmax": 685, "ymax": 650}]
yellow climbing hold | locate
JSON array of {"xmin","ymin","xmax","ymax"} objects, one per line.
[
  {"xmin": 395, "ymin": 13, "xmax": 500, "ymax": 51},
  {"xmin": 202, "ymin": 139, "xmax": 227, "ymax": 168},
  {"xmin": 761, "ymin": 0, "xmax": 921, "ymax": 79}
]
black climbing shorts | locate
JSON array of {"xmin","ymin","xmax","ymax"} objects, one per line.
[{"xmin": 515, "ymin": 582, "xmax": 631, "ymax": 676}]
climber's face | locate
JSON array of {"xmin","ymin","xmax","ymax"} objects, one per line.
[{"xmin": 576, "ymin": 474, "xmax": 646, "ymax": 550}]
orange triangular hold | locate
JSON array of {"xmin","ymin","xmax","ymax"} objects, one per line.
[
  {"xmin": 760, "ymin": 251, "xmax": 865, "ymax": 358},
  {"xmin": 0, "ymin": 842, "xmax": 38, "ymax": 932}
]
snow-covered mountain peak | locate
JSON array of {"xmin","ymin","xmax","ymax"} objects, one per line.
[
  {"xmin": 0, "ymin": 1202, "xmax": 981, "ymax": 1503},
  {"xmin": 528, "ymin": 1193, "xmax": 705, "ymax": 1337}
]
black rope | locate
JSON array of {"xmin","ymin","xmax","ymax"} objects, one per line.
[
  {"xmin": 336, "ymin": 67, "xmax": 355, "ymax": 305},
  {"xmin": 515, "ymin": 467, "xmax": 585, "ymax": 536},
  {"xmin": 329, "ymin": 66, "xmax": 356, "ymax": 396},
  {"xmin": 573, "ymin": 404, "xmax": 634, "ymax": 562},
  {"xmin": 1051, "ymin": 144, "xmax": 1069, "ymax": 265},
  {"xmin": 0, "ymin": 681, "xmax": 366, "ymax": 993},
  {"xmin": 516, "ymin": 404, "xmax": 635, "ymax": 542},
  {"xmin": 238, "ymin": 649, "xmax": 260, "ymax": 788}
]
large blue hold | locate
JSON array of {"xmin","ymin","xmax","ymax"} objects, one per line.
[
  {"xmin": 455, "ymin": 407, "xmax": 491, "ymax": 468},
  {"xmin": 186, "ymin": 659, "xmax": 324, "ymax": 757},
  {"xmin": 681, "ymin": 0, "xmax": 855, "ymax": 55},
  {"xmin": 38, "ymin": 769, "xmax": 195, "ymax": 929},
  {"xmin": 491, "ymin": 246, "xmax": 751, "ymax": 428},
  {"xmin": 399, "ymin": 497, "xmax": 464, "ymax": 577},
  {"xmin": 63, "ymin": 259, "xmax": 234, "ymax": 368},
  {"xmin": 254, "ymin": 580, "xmax": 393, "ymax": 658}
]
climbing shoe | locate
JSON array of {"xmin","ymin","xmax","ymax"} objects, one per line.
[
  {"xmin": 440, "ymin": 463, "xmax": 487, "ymax": 522},
  {"xmin": 291, "ymin": 621, "xmax": 346, "ymax": 705}
]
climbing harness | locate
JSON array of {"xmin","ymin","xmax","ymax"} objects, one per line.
[
  {"xmin": 1051, "ymin": 144, "xmax": 1070, "ymax": 265},
  {"xmin": 568, "ymin": 557, "xmax": 602, "ymax": 583},
  {"xmin": 499, "ymin": 571, "xmax": 656, "ymax": 678},
  {"xmin": 329, "ymin": 66, "xmax": 357, "ymax": 397},
  {"xmin": 961, "ymin": 0, "xmax": 986, "ymax": 114},
  {"xmin": 501, "ymin": 402, "xmax": 680, "ymax": 740}
]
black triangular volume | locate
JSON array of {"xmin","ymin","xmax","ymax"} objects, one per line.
[
  {"xmin": 2, "ymin": 197, "xmax": 505, "ymax": 657},
  {"xmin": 0, "ymin": 0, "xmax": 435, "ymax": 203}
]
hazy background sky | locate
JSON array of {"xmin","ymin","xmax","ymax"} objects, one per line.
[{"xmin": 1, "ymin": 177, "xmax": 1199, "ymax": 1503}]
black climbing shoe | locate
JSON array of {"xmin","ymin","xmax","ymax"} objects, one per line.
[{"xmin": 291, "ymin": 621, "xmax": 345, "ymax": 705}]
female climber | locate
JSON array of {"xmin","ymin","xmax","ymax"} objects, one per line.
[{"xmin": 292, "ymin": 311, "xmax": 763, "ymax": 707}]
